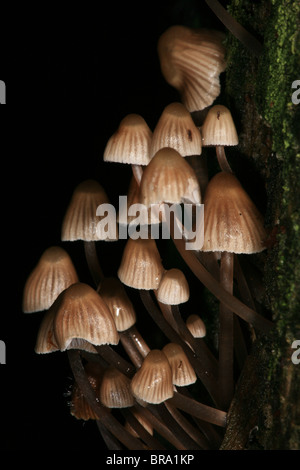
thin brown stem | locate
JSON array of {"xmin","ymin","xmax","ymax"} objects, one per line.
[
  {"xmin": 95, "ymin": 345, "xmax": 136, "ymax": 378},
  {"xmin": 219, "ymin": 251, "xmax": 234, "ymax": 410},
  {"xmin": 204, "ymin": 0, "xmax": 263, "ymax": 57},
  {"xmin": 216, "ymin": 146, "xmax": 233, "ymax": 173},
  {"xmin": 84, "ymin": 241, "xmax": 104, "ymax": 287}
]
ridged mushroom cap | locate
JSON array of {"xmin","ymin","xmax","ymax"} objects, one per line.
[
  {"xmin": 130, "ymin": 350, "xmax": 174, "ymax": 404},
  {"xmin": 52, "ymin": 282, "xmax": 119, "ymax": 351},
  {"xmin": 103, "ymin": 114, "xmax": 152, "ymax": 165},
  {"xmin": 140, "ymin": 147, "xmax": 201, "ymax": 207},
  {"xmin": 23, "ymin": 246, "xmax": 79, "ymax": 313},
  {"xmin": 156, "ymin": 268, "xmax": 190, "ymax": 305},
  {"xmin": 61, "ymin": 179, "xmax": 118, "ymax": 241},
  {"xmin": 201, "ymin": 105, "xmax": 238, "ymax": 146},
  {"xmin": 162, "ymin": 342, "xmax": 197, "ymax": 386},
  {"xmin": 118, "ymin": 238, "xmax": 164, "ymax": 290},
  {"xmin": 158, "ymin": 25, "xmax": 226, "ymax": 112},
  {"xmin": 202, "ymin": 172, "xmax": 267, "ymax": 253},
  {"xmin": 150, "ymin": 102, "xmax": 202, "ymax": 158}
]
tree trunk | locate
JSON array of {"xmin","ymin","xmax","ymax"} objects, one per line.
[{"xmin": 218, "ymin": 0, "xmax": 300, "ymax": 449}]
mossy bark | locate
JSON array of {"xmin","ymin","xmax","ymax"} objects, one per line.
[{"xmin": 218, "ymin": 0, "xmax": 300, "ymax": 450}]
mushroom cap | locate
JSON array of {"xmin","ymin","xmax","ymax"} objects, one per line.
[
  {"xmin": 162, "ymin": 342, "xmax": 197, "ymax": 386},
  {"xmin": 99, "ymin": 366, "xmax": 135, "ymax": 408},
  {"xmin": 52, "ymin": 282, "xmax": 119, "ymax": 351},
  {"xmin": 103, "ymin": 114, "xmax": 152, "ymax": 165},
  {"xmin": 186, "ymin": 314, "xmax": 206, "ymax": 338},
  {"xmin": 140, "ymin": 147, "xmax": 201, "ymax": 207},
  {"xmin": 150, "ymin": 102, "xmax": 202, "ymax": 158},
  {"xmin": 23, "ymin": 246, "xmax": 79, "ymax": 313},
  {"xmin": 201, "ymin": 105, "xmax": 238, "ymax": 146},
  {"xmin": 130, "ymin": 350, "xmax": 174, "ymax": 404},
  {"xmin": 202, "ymin": 172, "xmax": 267, "ymax": 253},
  {"xmin": 61, "ymin": 179, "xmax": 118, "ymax": 242},
  {"xmin": 158, "ymin": 25, "xmax": 226, "ymax": 112},
  {"xmin": 98, "ymin": 277, "xmax": 137, "ymax": 332},
  {"xmin": 156, "ymin": 268, "xmax": 190, "ymax": 305},
  {"xmin": 118, "ymin": 238, "xmax": 164, "ymax": 290}
]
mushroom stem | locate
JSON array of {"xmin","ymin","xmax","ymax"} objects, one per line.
[
  {"xmin": 219, "ymin": 251, "xmax": 234, "ymax": 410},
  {"xmin": 84, "ymin": 241, "xmax": 104, "ymax": 287},
  {"xmin": 204, "ymin": 0, "xmax": 263, "ymax": 57},
  {"xmin": 170, "ymin": 221, "xmax": 273, "ymax": 333},
  {"xmin": 216, "ymin": 145, "xmax": 232, "ymax": 173},
  {"xmin": 126, "ymin": 325, "xmax": 151, "ymax": 358},
  {"xmin": 96, "ymin": 421, "xmax": 124, "ymax": 450},
  {"xmin": 67, "ymin": 349, "xmax": 145, "ymax": 450},
  {"xmin": 131, "ymin": 164, "xmax": 143, "ymax": 186},
  {"xmin": 119, "ymin": 331, "xmax": 145, "ymax": 368},
  {"xmin": 95, "ymin": 345, "xmax": 136, "ymax": 378},
  {"xmin": 168, "ymin": 390, "xmax": 227, "ymax": 428},
  {"xmin": 121, "ymin": 408, "xmax": 166, "ymax": 450}
]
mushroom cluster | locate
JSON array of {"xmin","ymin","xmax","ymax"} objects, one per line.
[{"xmin": 23, "ymin": 23, "xmax": 273, "ymax": 450}]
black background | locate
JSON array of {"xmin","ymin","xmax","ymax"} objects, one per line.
[{"xmin": 0, "ymin": 0, "xmax": 230, "ymax": 451}]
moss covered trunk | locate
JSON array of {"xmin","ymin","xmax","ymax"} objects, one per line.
[{"xmin": 218, "ymin": 0, "xmax": 300, "ymax": 449}]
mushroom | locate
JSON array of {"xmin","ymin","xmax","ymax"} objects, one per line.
[
  {"xmin": 103, "ymin": 113, "xmax": 152, "ymax": 185},
  {"xmin": 150, "ymin": 102, "xmax": 202, "ymax": 159},
  {"xmin": 162, "ymin": 342, "xmax": 197, "ymax": 387},
  {"xmin": 201, "ymin": 171, "xmax": 268, "ymax": 409},
  {"xmin": 51, "ymin": 282, "xmax": 119, "ymax": 351},
  {"xmin": 157, "ymin": 25, "xmax": 226, "ymax": 113},
  {"xmin": 201, "ymin": 104, "xmax": 238, "ymax": 173},
  {"xmin": 61, "ymin": 179, "xmax": 118, "ymax": 286},
  {"xmin": 99, "ymin": 366, "xmax": 135, "ymax": 409},
  {"xmin": 22, "ymin": 246, "xmax": 79, "ymax": 313},
  {"xmin": 70, "ymin": 362, "xmax": 104, "ymax": 421}
]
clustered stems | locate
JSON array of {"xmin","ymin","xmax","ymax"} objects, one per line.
[{"xmin": 84, "ymin": 241, "xmax": 104, "ymax": 287}]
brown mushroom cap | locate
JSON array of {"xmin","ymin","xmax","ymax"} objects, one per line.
[
  {"xmin": 156, "ymin": 268, "xmax": 190, "ymax": 305},
  {"xmin": 118, "ymin": 238, "xmax": 164, "ymax": 290},
  {"xmin": 52, "ymin": 282, "xmax": 119, "ymax": 351},
  {"xmin": 150, "ymin": 102, "xmax": 202, "ymax": 158},
  {"xmin": 162, "ymin": 342, "xmax": 197, "ymax": 386},
  {"xmin": 99, "ymin": 366, "xmax": 135, "ymax": 408},
  {"xmin": 186, "ymin": 314, "xmax": 206, "ymax": 338},
  {"xmin": 130, "ymin": 350, "xmax": 174, "ymax": 404},
  {"xmin": 23, "ymin": 246, "xmax": 79, "ymax": 313},
  {"xmin": 98, "ymin": 277, "xmax": 137, "ymax": 332},
  {"xmin": 202, "ymin": 172, "xmax": 267, "ymax": 253},
  {"xmin": 140, "ymin": 147, "xmax": 201, "ymax": 207},
  {"xmin": 61, "ymin": 179, "xmax": 118, "ymax": 242},
  {"xmin": 103, "ymin": 114, "xmax": 152, "ymax": 165},
  {"xmin": 158, "ymin": 25, "xmax": 226, "ymax": 112},
  {"xmin": 201, "ymin": 105, "xmax": 238, "ymax": 147}
]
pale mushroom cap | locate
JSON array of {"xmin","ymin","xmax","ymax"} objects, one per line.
[
  {"xmin": 158, "ymin": 25, "xmax": 226, "ymax": 112},
  {"xmin": 156, "ymin": 268, "xmax": 190, "ymax": 305},
  {"xmin": 150, "ymin": 102, "xmax": 202, "ymax": 158},
  {"xmin": 186, "ymin": 314, "xmax": 206, "ymax": 338},
  {"xmin": 202, "ymin": 172, "xmax": 267, "ymax": 253},
  {"xmin": 61, "ymin": 179, "xmax": 118, "ymax": 241},
  {"xmin": 130, "ymin": 350, "xmax": 174, "ymax": 404},
  {"xmin": 162, "ymin": 343, "xmax": 197, "ymax": 386},
  {"xmin": 53, "ymin": 282, "xmax": 119, "ymax": 350},
  {"xmin": 140, "ymin": 147, "xmax": 201, "ymax": 207},
  {"xmin": 34, "ymin": 309, "xmax": 59, "ymax": 354},
  {"xmin": 99, "ymin": 367, "xmax": 135, "ymax": 408},
  {"xmin": 201, "ymin": 105, "xmax": 239, "ymax": 146},
  {"xmin": 98, "ymin": 277, "xmax": 137, "ymax": 332},
  {"xmin": 103, "ymin": 114, "xmax": 152, "ymax": 165},
  {"xmin": 23, "ymin": 246, "xmax": 79, "ymax": 313},
  {"xmin": 118, "ymin": 238, "xmax": 164, "ymax": 290}
]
